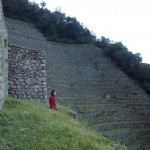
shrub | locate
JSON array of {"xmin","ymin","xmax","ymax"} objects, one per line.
[
  {"xmin": 95, "ymin": 36, "xmax": 111, "ymax": 49},
  {"xmin": 103, "ymin": 42, "xmax": 128, "ymax": 57},
  {"xmin": 137, "ymin": 63, "xmax": 150, "ymax": 82}
]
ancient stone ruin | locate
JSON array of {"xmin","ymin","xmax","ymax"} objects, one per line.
[
  {"xmin": 1, "ymin": 0, "xmax": 150, "ymax": 148},
  {"xmin": 8, "ymin": 45, "xmax": 47, "ymax": 102},
  {"xmin": 0, "ymin": 0, "xmax": 48, "ymax": 107},
  {"xmin": 6, "ymin": 16, "xmax": 48, "ymax": 102}
]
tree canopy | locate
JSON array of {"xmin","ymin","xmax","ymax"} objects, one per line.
[{"xmin": 2, "ymin": 0, "xmax": 96, "ymax": 43}]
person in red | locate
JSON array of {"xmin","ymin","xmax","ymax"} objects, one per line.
[{"xmin": 49, "ymin": 89, "xmax": 57, "ymax": 109}]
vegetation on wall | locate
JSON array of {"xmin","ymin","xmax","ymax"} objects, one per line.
[
  {"xmin": 95, "ymin": 36, "xmax": 150, "ymax": 94},
  {"xmin": 2, "ymin": 0, "xmax": 96, "ymax": 43},
  {"xmin": 4, "ymin": 38, "xmax": 8, "ymax": 47}
]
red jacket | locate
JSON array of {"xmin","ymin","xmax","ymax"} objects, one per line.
[{"xmin": 49, "ymin": 95, "xmax": 56, "ymax": 109}]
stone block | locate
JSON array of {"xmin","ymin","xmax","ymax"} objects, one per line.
[
  {"xmin": 42, "ymin": 82, "xmax": 46, "ymax": 85},
  {"xmin": 41, "ymin": 70, "xmax": 46, "ymax": 74},
  {"xmin": 26, "ymin": 78, "xmax": 35, "ymax": 85}
]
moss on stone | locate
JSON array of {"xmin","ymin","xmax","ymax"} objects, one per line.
[
  {"xmin": 4, "ymin": 38, "xmax": 8, "ymax": 48},
  {"xmin": 0, "ymin": 36, "xmax": 3, "ymax": 47}
]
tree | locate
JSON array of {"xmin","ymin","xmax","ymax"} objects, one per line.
[
  {"xmin": 95, "ymin": 36, "xmax": 111, "ymax": 49},
  {"xmin": 2, "ymin": 0, "xmax": 95, "ymax": 43},
  {"xmin": 137, "ymin": 63, "xmax": 150, "ymax": 82},
  {"xmin": 40, "ymin": 1, "xmax": 46, "ymax": 9},
  {"xmin": 103, "ymin": 42, "xmax": 128, "ymax": 57},
  {"xmin": 137, "ymin": 63, "xmax": 150, "ymax": 94},
  {"xmin": 113, "ymin": 50, "xmax": 141, "ymax": 78}
]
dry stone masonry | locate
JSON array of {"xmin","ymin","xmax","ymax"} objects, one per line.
[
  {"xmin": 5, "ymin": 17, "xmax": 48, "ymax": 102},
  {"xmin": 8, "ymin": 44, "xmax": 47, "ymax": 102},
  {"xmin": 0, "ymin": 0, "xmax": 8, "ymax": 110}
]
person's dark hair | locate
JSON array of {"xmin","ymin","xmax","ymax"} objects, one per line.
[{"xmin": 51, "ymin": 89, "xmax": 56, "ymax": 96}]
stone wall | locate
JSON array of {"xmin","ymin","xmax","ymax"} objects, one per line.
[
  {"xmin": 8, "ymin": 44, "xmax": 47, "ymax": 102},
  {"xmin": 0, "ymin": 0, "xmax": 8, "ymax": 110}
]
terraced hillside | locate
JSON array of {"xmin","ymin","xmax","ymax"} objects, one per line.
[
  {"xmin": 6, "ymin": 18, "xmax": 150, "ymax": 150},
  {"xmin": 45, "ymin": 43, "xmax": 150, "ymax": 150},
  {"xmin": 5, "ymin": 17, "xmax": 48, "ymax": 51}
]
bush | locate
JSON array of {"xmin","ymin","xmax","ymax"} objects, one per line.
[
  {"xmin": 95, "ymin": 36, "xmax": 111, "ymax": 49},
  {"xmin": 143, "ymin": 82, "xmax": 150, "ymax": 94},
  {"xmin": 103, "ymin": 42, "xmax": 128, "ymax": 57},
  {"xmin": 113, "ymin": 51, "xmax": 141, "ymax": 78},
  {"xmin": 137, "ymin": 63, "xmax": 150, "ymax": 82}
]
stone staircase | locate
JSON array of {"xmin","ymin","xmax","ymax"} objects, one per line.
[{"xmin": 6, "ymin": 17, "xmax": 150, "ymax": 150}]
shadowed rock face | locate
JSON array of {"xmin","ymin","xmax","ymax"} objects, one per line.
[
  {"xmin": 0, "ymin": 0, "xmax": 8, "ymax": 110},
  {"xmin": 6, "ymin": 17, "xmax": 150, "ymax": 149}
]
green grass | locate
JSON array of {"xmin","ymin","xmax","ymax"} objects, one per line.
[
  {"xmin": 91, "ymin": 120, "xmax": 150, "ymax": 129},
  {"xmin": 101, "ymin": 128, "xmax": 150, "ymax": 135},
  {"xmin": 127, "ymin": 134, "xmax": 150, "ymax": 149},
  {"xmin": 0, "ymin": 97, "xmax": 126, "ymax": 150},
  {"xmin": 77, "ymin": 108, "xmax": 134, "ymax": 115},
  {"xmin": 101, "ymin": 127, "xmax": 150, "ymax": 144},
  {"xmin": 81, "ymin": 114, "xmax": 143, "ymax": 122}
]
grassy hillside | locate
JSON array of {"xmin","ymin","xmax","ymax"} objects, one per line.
[{"xmin": 0, "ymin": 97, "xmax": 126, "ymax": 150}]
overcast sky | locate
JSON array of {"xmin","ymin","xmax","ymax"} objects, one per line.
[{"xmin": 30, "ymin": 0, "xmax": 150, "ymax": 64}]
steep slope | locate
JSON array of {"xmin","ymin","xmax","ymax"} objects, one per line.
[
  {"xmin": 45, "ymin": 42, "xmax": 150, "ymax": 150},
  {"xmin": 6, "ymin": 18, "xmax": 150, "ymax": 150},
  {"xmin": 5, "ymin": 17, "xmax": 47, "ymax": 51},
  {"xmin": 1, "ymin": 97, "xmax": 124, "ymax": 150}
]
